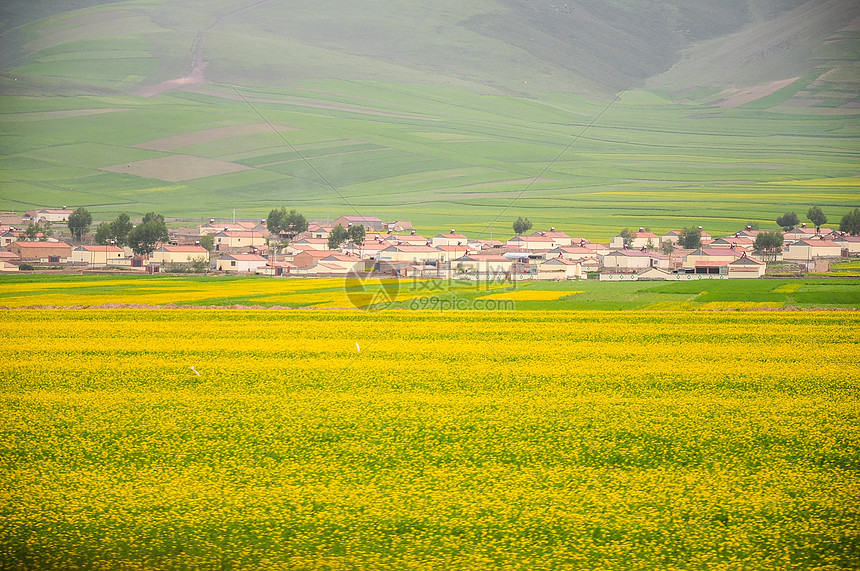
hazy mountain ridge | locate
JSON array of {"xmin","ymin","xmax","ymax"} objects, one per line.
[{"xmin": 1, "ymin": 0, "xmax": 853, "ymax": 98}]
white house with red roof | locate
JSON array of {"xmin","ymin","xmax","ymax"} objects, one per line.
[
  {"xmin": 216, "ymin": 253, "xmax": 267, "ymax": 273},
  {"xmin": 435, "ymin": 244, "xmax": 471, "ymax": 262},
  {"xmin": 682, "ymin": 248, "xmax": 745, "ymax": 269},
  {"xmin": 290, "ymin": 237, "xmax": 329, "ymax": 251},
  {"xmin": 390, "ymin": 233, "xmax": 429, "ymax": 246},
  {"xmin": 214, "ymin": 230, "xmax": 267, "ymax": 251},
  {"xmin": 710, "ymin": 237, "xmax": 754, "ymax": 250},
  {"xmin": 505, "ymin": 235, "xmax": 558, "ymax": 251},
  {"xmin": 71, "ymin": 245, "xmax": 126, "ymax": 266},
  {"xmin": 784, "ymin": 224, "xmax": 835, "ymax": 242},
  {"xmin": 548, "ymin": 246, "xmax": 599, "ymax": 261},
  {"xmin": 610, "ymin": 228, "xmax": 659, "ymax": 250},
  {"xmin": 150, "ymin": 245, "xmax": 209, "ymax": 265},
  {"xmin": 341, "ymin": 240, "xmax": 390, "ymax": 259},
  {"xmin": 601, "ymin": 250, "xmax": 669, "ymax": 270},
  {"xmin": 305, "ymin": 224, "xmax": 332, "ymax": 239},
  {"xmin": 536, "ymin": 257, "xmax": 582, "ymax": 280},
  {"xmin": 784, "ymin": 239, "xmax": 843, "ymax": 261},
  {"xmin": 291, "ymin": 249, "xmax": 346, "ymax": 268},
  {"xmin": 661, "ymin": 230, "xmax": 683, "ymax": 246},
  {"xmin": 834, "ymin": 235, "xmax": 860, "ymax": 255},
  {"xmin": 378, "ymin": 244, "xmax": 444, "ymax": 264},
  {"xmin": 531, "ymin": 228, "xmax": 572, "ymax": 246},
  {"xmin": 35, "ymin": 208, "xmax": 74, "ymax": 223},
  {"xmin": 1, "ymin": 231, "xmax": 19, "ymax": 248},
  {"xmin": 198, "ymin": 221, "xmax": 265, "ymax": 235},
  {"xmin": 301, "ymin": 254, "xmax": 365, "ymax": 275},
  {"xmin": 333, "ymin": 215, "xmax": 384, "ymax": 231},
  {"xmin": 727, "ymin": 256, "xmax": 766, "ymax": 278},
  {"xmin": 431, "ymin": 230, "xmax": 469, "ymax": 247}
]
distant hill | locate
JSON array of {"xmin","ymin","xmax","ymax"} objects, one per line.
[
  {"xmin": 0, "ymin": 0, "xmax": 856, "ymax": 238},
  {"xmin": 1, "ymin": 0, "xmax": 855, "ymax": 98}
]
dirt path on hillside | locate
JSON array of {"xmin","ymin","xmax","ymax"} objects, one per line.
[
  {"xmin": 132, "ymin": 0, "xmax": 276, "ymax": 98},
  {"xmin": 709, "ymin": 77, "xmax": 799, "ymax": 108}
]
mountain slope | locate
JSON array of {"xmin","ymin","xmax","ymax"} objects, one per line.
[
  {"xmin": 647, "ymin": 0, "xmax": 860, "ymax": 107},
  {"xmin": 0, "ymin": 0, "xmax": 835, "ymax": 97}
]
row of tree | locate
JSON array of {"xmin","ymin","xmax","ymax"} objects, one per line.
[
  {"xmin": 776, "ymin": 206, "xmax": 860, "ymax": 235},
  {"xmin": 265, "ymin": 207, "xmax": 367, "ymax": 250},
  {"xmin": 64, "ymin": 207, "xmax": 170, "ymax": 255}
]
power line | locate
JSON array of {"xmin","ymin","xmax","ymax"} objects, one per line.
[{"xmin": 475, "ymin": 84, "xmax": 633, "ymax": 239}]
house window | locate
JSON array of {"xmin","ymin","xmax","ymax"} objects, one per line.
[
  {"xmin": 49, "ymin": 256, "xmax": 60, "ymax": 263},
  {"xmin": 231, "ymin": 261, "xmax": 236, "ymax": 267}
]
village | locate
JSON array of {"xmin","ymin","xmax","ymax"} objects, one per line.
[{"xmin": 1, "ymin": 207, "xmax": 858, "ymax": 281}]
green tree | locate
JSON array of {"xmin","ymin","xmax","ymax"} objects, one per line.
[
  {"xmin": 199, "ymin": 233, "xmax": 215, "ymax": 252},
  {"xmin": 23, "ymin": 221, "xmax": 53, "ymax": 241},
  {"xmin": 807, "ymin": 207, "xmax": 828, "ymax": 233},
  {"xmin": 266, "ymin": 208, "xmax": 308, "ymax": 238},
  {"xmin": 327, "ymin": 223, "xmax": 349, "ymax": 250},
  {"xmin": 776, "ymin": 212, "xmax": 799, "ymax": 232},
  {"xmin": 618, "ymin": 228, "xmax": 633, "ymax": 249},
  {"xmin": 754, "ymin": 231, "xmax": 784, "ymax": 261},
  {"xmin": 661, "ymin": 241, "xmax": 675, "ymax": 255},
  {"xmin": 679, "ymin": 227, "xmax": 702, "ymax": 250},
  {"xmin": 110, "ymin": 212, "xmax": 133, "ymax": 247},
  {"xmin": 348, "ymin": 224, "xmax": 365, "ymax": 247},
  {"xmin": 284, "ymin": 209, "xmax": 308, "ymax": 237},
  {"xmin": 41, "ymin": 221, "xmax": 54, "ymax": 241},
  {"xmin": 127, "ymin": 212, "xmax": 169, "ymax": 256},
  {"xmin": 513, "ymin": 217, "xmax": 533, "ymax": 235},
  {"xmin": 22, "ymin": 222, "xmax": 40, "ymax": 241},
  {"xmin": 266, "ymin": 207, "xmax": 286, "ymax": 235},
  {"xmin": 839, "ymin": 208, "xmax": 860, "ymax": 236},
  {"xmin": 67, "ymin": 207, "xmax": 92, "ymax": 242},
  {"xmin": 94, "ymin": 222, "xmax": 113, "ymax": 245}
]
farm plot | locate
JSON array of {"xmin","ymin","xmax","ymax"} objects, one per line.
[{"xmin": 0, "ymin": 309, "xmax": 858, "ymax": 569}]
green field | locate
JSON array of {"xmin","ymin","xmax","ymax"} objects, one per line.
[
  {"xmin": 1, "ymin": 83, "xmax": 858, "ymax": 241},
  {"xmin": 1, "ymin": 1, "xmax": 858, "ymax": 241},
  {"xmin": 0, "ymin": 274, "xmax": 858, "ymax": 311}
]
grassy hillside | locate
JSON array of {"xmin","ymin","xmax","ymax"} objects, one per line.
[
  {"xmin": 648, "ymin": 0, "xmax": 860, "ymax": 108},
  {"xmin": 0, "ymin": 0, "xmax": 857, "ymax": 239},
  {"xmin": 0, "ymin": 0, "xmax": 825, "ymax": 97}
]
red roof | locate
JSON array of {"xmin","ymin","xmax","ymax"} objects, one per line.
[
  {"xmin": 161, "ymin": 245, "xmax": 206, "ymax": 253},
  {"xmin": 796, "ymin": 240, "xmax": 840, "ymax": 248},
  {"xmin": 293, "ymin": 238, "xmax": 329, "ymax": 244},
  {"xmin": 384, "ymin": 245, "xmax": 438, "ymax": 253},
  {"xmin": 456, "ymin": 254, "xmax": 509, "ymax": 262},
  {"xmin": 78, "ymin": 245, "xmax": 123, "ymax": 252},
  {"xmin": 10, "ymin": 241, "xmax": 71, "ymax": 250},
  {"xmin": 295, "ymin": 249, "xmax": 342, "ymax": 258},
  {"xmin": 222, "ymin": 253, "xmax": 266, "ymax": 261},
  {"xmin": 217, "ymin": 231, "xmax": 260, "ymax": 238},
  {"xmin": 510, "ymin": 235, "xmax": 555, "ymax": 242}
]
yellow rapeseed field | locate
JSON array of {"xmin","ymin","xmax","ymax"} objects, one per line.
[{"xmin": 1, "ymin": 309, "xmax": 858, "ymax": 569}]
